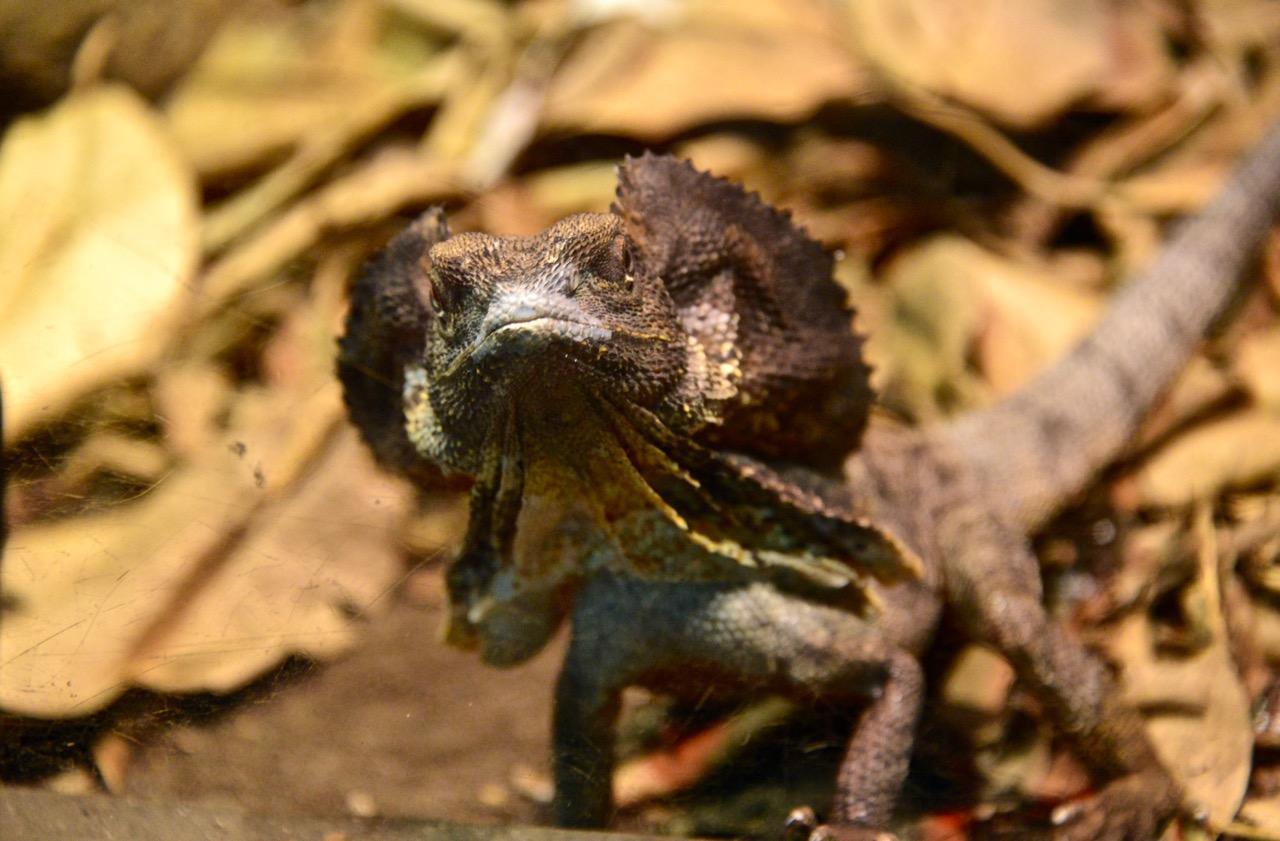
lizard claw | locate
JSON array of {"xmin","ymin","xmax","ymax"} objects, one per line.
[
  {"xmin": 784, "ymin": 806, "xmax": 897, "ymax": 841},
  {"xmin": 1050, "ymin": 770, "xmax": 1181, "ymax": 841},
  {"xmin": 785, "ymin": 805, "xmax": 819, "ymax": 840}
]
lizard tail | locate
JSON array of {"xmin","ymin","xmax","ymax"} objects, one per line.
[{"xmin": 944, "ymin": 120, "xmax": 1280, "ymax": 531}]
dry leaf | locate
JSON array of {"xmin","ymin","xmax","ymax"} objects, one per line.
[
  {"xmin": 1198, "ymin": 1, "xmax": 1280, "ymax": 52},
  {"xmin": 1249, "ymin": 598, "xmax": 1280, "ymax": 664},
  {"xmin": 198, "ymin": 148, "xmax": 456, "ymax": 310},
  {"xmin": 1135, "ymin": 356, "xmax": 1234, "ymax": 450},
  {"xmin": 969, "ymin": 249, "xmax": 1101, "ymax": 395},
  {"xmin": 875, "ymin": 236, "xmax": 1100, "ymax": 417},
  {"xmin": 613, "ymin": 697, "xmax": 794, "ymax": 808},
  {"xmin": 543, "ymin": 0, "xmax": 869, "ymax": 138},
  {"xmin": 164, "ymin": 13, "xmax": 422, "ymax": 176},
  {"xmin": 129, "ymin": 427, "xmax": 410, "ymax": 693},
  {"xmin": 2, "ymin": 454, "xmax": 270, "ymax": 716},
  {"xmin": 0, "ymin": 381, "xmax": 411, "ymax": 715},
  {"xmin": 846, "ymin": 0, "xmax": 1171, "ymax": 128},
  {"xmin": 1107, "ymin": 512, "xmax": 1252, "ymax": 827},
  {"xmin": 1237, "ymin": 329, "xmax": 1280, "ymax": 413},
  {"xmin": 1133, "ymin": 411, "xmax": 1280, "ymax": 509},
  {"xmin": 873, "ymin": 237, "xmax": 989, "ymax": 418},
  {"xmin": 152, "ymin": 363, "xmax": 234, "ymax": 459},
  {"xmin": 1239, "ymin": 793, "xmax": 1280, "ymax": 835},
  {"xmin": 940, "ymin": 644, "xmax": 1015, "ymax": 719},
  {"xmin": 0, "ymin": 85, "xmax": 197, "ymax": 442},
  {"xmin": 0, "ymin": 207, "xmax": 415, "ymax": 716},
  {"xmin": 0, "ymin": 0, "xmax": 234, "ymax": 110}
]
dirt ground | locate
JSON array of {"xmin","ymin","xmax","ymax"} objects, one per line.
[
  {"xmin": 5, "ymin": 2, "xmax": 1280, "ymax": 838},
  {"xmin": 123, "ymin": 586, "xmax": 561, "ymax": 826}
]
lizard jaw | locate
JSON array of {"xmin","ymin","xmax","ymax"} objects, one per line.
[
  {"xmin": 442, "ymin": 315, "xmax": 613, "ymax": 379},
  {"xmin": 443, "ymin": 288, "xmax": 614, "ymax": 378}
]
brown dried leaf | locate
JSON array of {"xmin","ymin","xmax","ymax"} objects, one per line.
[
  {"xmin": 129, "ymin": 427, "xmax": 410, "ymax": 693},
  {"xmin": 0, "ymin": 0, "xmax": 235, "ymax": 109},
  {"xmin": 1249, "ymin": 598, "xmax": 1280, "ymax": 664},
  {"xmin": 876, "ymin": 236, "xmax": 1099, "ymax": 417},
  {"xmin": 0, "ymin": 201, "xmax": 417, "ymax": 717},
  {"xmin": 970, "ymin": 253, "xmax": 1101, "ymax": 396},
  {"xmin": 0, "ymin": 85, "xmax": 197, "ymax": 442},
  {"xmin": 1237, "ymin": 329, "xmax": 1280, "ymax": 413},
  {"xmin": 940, "ymin": 644, "xmax": 1015, "ymax": 719},
  {"xmin": 612, "ymin": 697, "xmax": 795, "ymax": 808},
  {"xmin": 874, "ymin": 237, "xmax": 989, "ymax": 418},
  {"xmin": 1134, "ymin": 356, "xmax": 1234, "ymax": 450},
  {"xmin": 1198, "ymin": 1, "xmax": 1280, "ymax": 52},
  {"xmin": 1239, "ymin": 793, "xmax": 1280, "ymax": 835},
  {"xmin": 847, "ymin": 0, "xmax": 1171, "ymax": 128},
  {"xmin": 164, "ymin": 13, "xmax": 421, "ymax": 177},
  {"xmin": 198, "ymin": 148, "xmax": 457, "ymax": 310},
  {"xmin": 152, "ymin": 363, "xmax": 234, "ymax": 459},
  {"xmin": 543, "ymin": 0, "xmax": 868, "ymax": 139},
  {"xmin": 1132, "ymin": 411, "xmax": 1280, "ymax": 509},
  {"xmin": 386, "ymin": 0, "xmax": 510, "ymax": 47},
  {"xmin": 1, "ymin": 451, "xmax": 267, "ymax": 716},
  {"xmin": 0, "ymin": 378, "xmax": 411, "ymax": 715},
  {"xmin": 1107, "ymin": 512, "xmax": 1252, "ymax": 827}
]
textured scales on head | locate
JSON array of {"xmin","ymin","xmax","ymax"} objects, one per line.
[
  {"xmin": 339, "ymin": 154, "xmax": 916, "ymax": 664},
  {"xmin": 406, "ymin": 211, "xmax": 689, "ymax": 477},
  {"xmin": 338, "ymin": 208, "xmax": 450, "ymax": 485},
  {"xmin": 614, "ymin": 154, "xmax": 876, "ymax": 470}
]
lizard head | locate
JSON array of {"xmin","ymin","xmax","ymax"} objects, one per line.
[
  {"xmin": 340, "ymin": 156, "xmax": 908, "ymax": 668},
  {"xmin": 407, "ymin": 212, "xmax": 688, "ymax": 473}
]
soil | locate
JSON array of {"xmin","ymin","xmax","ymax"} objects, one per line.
[{"xmin": 122, "ymin": 585, "xmax": 562, "ymax": 827}]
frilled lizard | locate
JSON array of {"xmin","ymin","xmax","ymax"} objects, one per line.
[{"xmin": 338, "ymin": 122, "xmax": 1280, "ymax": 840}]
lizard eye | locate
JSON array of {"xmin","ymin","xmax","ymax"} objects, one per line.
[
  {"xmin": 610, "ymin": 235, "xmax": 635, "ymax": 290},
  {"xmin": 426, "ymin": 270, "xmax": 446, "ymax": 314}
]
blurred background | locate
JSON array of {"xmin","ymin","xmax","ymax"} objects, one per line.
[{"xmin": 2, "ymin": 0, "xmax": 1280, "ymax": 837}]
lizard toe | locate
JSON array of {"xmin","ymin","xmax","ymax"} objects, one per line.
[
  {"xmin": 784, "ymin": 805, "xmax": 897, "ymax": 841},
  {"xmin": 1050, "ymin": 770, "xmax": 1181, "ymax": 841}
]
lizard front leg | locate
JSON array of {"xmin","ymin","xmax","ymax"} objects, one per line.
[
  {"xmin": 553, "ymin": 574, "xmax": 926, "ymax": 835},
  {"xmin": 937, "ymin": 504, "xmax": 1181, "ymax": 840}
]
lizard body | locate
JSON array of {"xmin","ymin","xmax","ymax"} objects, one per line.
[{"xmin": 338, "ymin": 122, "xmax": 1280, "ymax": 839}]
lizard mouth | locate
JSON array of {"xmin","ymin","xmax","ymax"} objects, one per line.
[
  {"xmin": 446, "ymin": 314, "xmax": 613, "ymax": 378},
  {"xmin": 483, "ymin": 315, "xmax": 611, "ymax": 345}
]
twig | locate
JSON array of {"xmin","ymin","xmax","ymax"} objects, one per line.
[
  {"xmin": 202, "ymin": 53, "xmax": 465, "ymax": 253},
  {"xmin": 198, "ymin": 149, "xmax": 459, "ymax": 315}
]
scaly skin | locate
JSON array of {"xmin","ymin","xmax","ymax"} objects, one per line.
[{"xmin": 339, "ymin": 122, "xmax": 1280, "ymax": 839}]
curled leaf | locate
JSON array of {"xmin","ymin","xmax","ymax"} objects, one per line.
[{"xmin": 0, "ymin": 85, "xmax": 197, "ymax": 442}]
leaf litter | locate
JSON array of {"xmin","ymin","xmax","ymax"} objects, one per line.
[{"xmin": 0, "ymin": 0, "xmax": 1278, "ymax": 838}]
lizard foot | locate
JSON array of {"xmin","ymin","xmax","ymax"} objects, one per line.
[
  {"xmin": 785, "ymin": 806, "xmax": 898, "ymax": 841},
  {"xmin": 1049, "ymin": 770, "xmax": 1181, "ymax": 841}
]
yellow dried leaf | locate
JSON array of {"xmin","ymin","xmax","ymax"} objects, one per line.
[
  {"xmin": 543, "ymin": 0, "xmax": 868, "ymax": 139},
  {"xmin": 940, "ymin": 644, "xmax": 1014, "ymax": 718},
  {"xmin": 1107, "ymin": 511, "xmax": 1252, "ymax": 827},
  {"xmin": 846, "ymin": 0, "xmax": 1170, "ymax": 128},
  {"xmin": 969, "ymin": 249, "xmax": 1101, "ymax": 395},
  {"xmin": 0, "ymin": 85, "xmax": 197, "ymax": 442},
  {"xmin": 0, "ymin": 377, "xmax": 408, "ymax": 716},
  {"xmin": 1238, "ymin": 794, "xmax": 1280, "ymax": 835},
  {"xmin": 164, "ymin": 15, "xmax": 418, "ymax": 176},
  {"xmin": 1133, "ymin": 411, "xmax": 1280, "ymax": 509},
  {"xmin": 874, "ymin": 237, "xmax": 988, "ymax": 418},
  {"xmin": 128, "ymin": 429, "xmax": 410, "ymax": 693},
  {"xmin": 1237, "ymin": 329, "xmax": 1280, "ymax": 413},
  {"xmin": 0, "ymin": 456, "xmax": 265, "ymax": 716},
  {"xmin": 1135, "ymin": 356, "xmax": 1234, "ymax": 449},
  {"xmin": 876, "ymin": 236, "xmax": 1100, "ymax": 417},
  {"xmin": 152, "ymin": 363, "xmax": 234, "ymax": 459}
]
